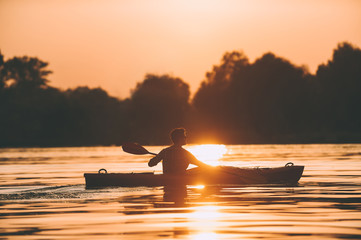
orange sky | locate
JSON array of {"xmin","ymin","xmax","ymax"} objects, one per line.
[{"xmin": 1, "ymin": 0, "xmax": 360, "ymax": 98}]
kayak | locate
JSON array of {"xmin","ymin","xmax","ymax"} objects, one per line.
[{"xmin": 84, "ymin": 162, "xmax": 304, "ymax": 188}]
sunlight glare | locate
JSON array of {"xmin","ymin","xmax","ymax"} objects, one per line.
[
  {"xmin": 186, "ymin": 144, "xmax": 227, "ymax": 166},
  {"xmin": 190, "ymin": 205, "xmax": 222, "ymax": 220},
  {"xmin": 188, "ymin": 205, "xmax": 222, "ymax": 235},
  {"xmin": 192, "ymin": 232, "xmax": 218, "ymax": 240},
  {"xmin": 190, "ymin": 185, "xmax": 205, "ymax": 190}
]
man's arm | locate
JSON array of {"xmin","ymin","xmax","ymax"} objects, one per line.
[{"xmin": 148, "ymin": 150, "xmax": 164, "ymax": 167}]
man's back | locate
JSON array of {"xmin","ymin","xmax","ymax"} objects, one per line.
[
  {"xmin": 148, "ymin": 146, "xmax": 197, "ymax": 174},
  {"xmin": 148, "ymin": 128, "xmax": 211, "ymax": 175}
]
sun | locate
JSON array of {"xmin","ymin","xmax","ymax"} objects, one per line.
[{"xmin": 186, "ymin": 144, "xmax": 227, "ymax": 166}]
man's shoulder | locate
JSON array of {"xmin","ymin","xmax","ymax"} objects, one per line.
[
  {"xmin": 162, "ymin": 146, "xmax": 173, "ymax": 152},
  {"xmin": 162, "ymin": 146, "xmax": 189, "ymax": 154},
  {"xmin": 158, "ymin": 146, "xmax": 175, "ymax": 155}
]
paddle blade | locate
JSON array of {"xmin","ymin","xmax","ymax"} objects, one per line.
[{"xmin": 122, "ymin": 142, "xmax": 151, "ymax": 155}]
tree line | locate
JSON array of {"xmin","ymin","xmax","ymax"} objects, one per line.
[{"xmin": 0, "ymin": 42, "xmax": 360, "ymax": 147}]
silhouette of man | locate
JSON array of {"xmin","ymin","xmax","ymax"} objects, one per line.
[{"xmin": 148, "ymin": 128, "xmax": 211, "ymax": 175}]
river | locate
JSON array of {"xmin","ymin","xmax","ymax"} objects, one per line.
[{"xmin": 1, "ymin": 144, "xmax": 361, "ymax": 239}]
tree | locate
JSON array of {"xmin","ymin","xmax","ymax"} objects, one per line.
[
  {"xmin": 2, "ymin": 56, "xmax": 52, "ymax": 89},
  {"xmin": 228, "ymin": 53, "xmax": 311, "ymax": 142},
  {"xmin": 192, "ymin": 50, "xmax": 312, "ymax": 143},
  {"xmin": 129, "ymin": 74, "xmax": 191, "ymax": 144},
  {"xmin": 64, "ymin": 87, "xmax": 129, "ymax": 145},
  {"xmin": 0, "ymin": 53, "xmax": 62, "ymax": 146},
  {"xmin": 192, "ymin": 51, "xmax": 249, "ymax": 142},
  {"xmin": 316, "ymin": 42, "xmax": 361, "ymax": 134},
  {"xmin": 0, "ymin": 51, "xmax": 6, "ymax": 89}
]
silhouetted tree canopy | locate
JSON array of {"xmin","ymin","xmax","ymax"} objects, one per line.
[
  {"xmin": 63, "ymin": 87, "xmax": 130, "ymax": 145},
  {"xmin": 2, "ymin": 56, "xmax": 52, "ymax": 89},
  {"xmin": 192, "ymin": 51, "xmax": 250, "ymax": 142},
  {"xmin": 0, "ymin": 85, "xmax": 68, "ymax": 146},
  {"xmin": 128, "ymin": 74, "xmax": 191, "ymax": 144},
  {"xmin": 0, "ymin": 42, "xmax": 360, "ymax": 147},
  {"xmin": 228, "ymin": 52, "xmax": 312, "ymax": 142},
  {"xmin": 193, "ymin": 51, "xmax": 312, "ymax": 143},
  {"xmin": 0, "ymin": 51, "xmax": 5, "ymax": 89},
  {"xmin": 315, "ymin": 42, "xmax": 361, "ymax": 136}
]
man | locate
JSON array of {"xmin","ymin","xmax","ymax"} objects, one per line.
[{"xmin": 148, "ymin": 128, "xmax": 211, "ymax": 175}]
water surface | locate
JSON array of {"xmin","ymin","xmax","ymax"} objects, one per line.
[{"xmin": 1, "ymin": 144, "xmax": 361, "ymax": 239}]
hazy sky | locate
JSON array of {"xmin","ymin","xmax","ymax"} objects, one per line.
[{"xmin": 1, "ymin": 0, "xmax": 360, "ymax": 98}]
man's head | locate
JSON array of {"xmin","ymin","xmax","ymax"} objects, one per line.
[{"xmin": 170, "ymin": 128, "xmax": 187, "ymax": 145}]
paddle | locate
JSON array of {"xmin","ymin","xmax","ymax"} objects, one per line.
[{"xmin": 122, "ymin": 142, "xmax": 157, "ymax": 156}]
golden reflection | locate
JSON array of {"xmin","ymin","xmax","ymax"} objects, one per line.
[
  {"xmin": 190, "ymin": 205, "xmax": 221, "ymax": 220},
  {"xmin": 190, "ymin": 185, "xmax": 205, "ymax": 190},
  {"xmin": 186, "ymin": 144, "xmax": 227, "ymax": 166},
  {"xmin": 189, "ymin": 205, "xmax": 221, "ymax": 240},
  {"xmin": 192, "ymin": 232, "xmax": 218, "ymax": 240}
]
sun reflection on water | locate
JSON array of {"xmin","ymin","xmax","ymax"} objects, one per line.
[
  {"xmin": 186, "ymin": 144, "xmax": 228, "ymax": 166},
  {"xmin": 190, "ymin": 185, "xmax": 205, "ymax": 190},
  {"xmin": 188, "ymin": 205, "xmax": 222, "ymax": 240},
  {"xmin": 192, "ymin": 232, "xmax": 218, "ymax": 240}
]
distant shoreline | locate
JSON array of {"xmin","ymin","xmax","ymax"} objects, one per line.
[{"xmin": 1, "ymin": 137, "xmax": 361, "ymax": 148}]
